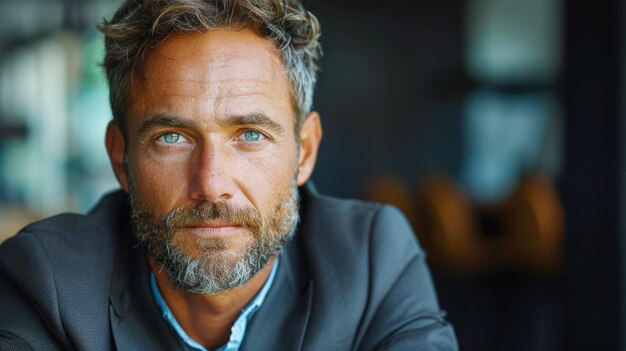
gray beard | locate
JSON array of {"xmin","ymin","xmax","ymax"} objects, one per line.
[{"xmin": 129, "ymin": 181, "xmax": 300, "ymax": 295}]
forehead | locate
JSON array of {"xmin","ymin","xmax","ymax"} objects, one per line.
[{"xmin": 128, "ymin": 28, "xmax": 294, "ymax": 123}]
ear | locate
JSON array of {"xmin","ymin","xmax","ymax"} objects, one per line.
[
  {"xmin": 105, "ymin": 121, "xmax": 130, "ymax": 193},
  {"xmin": 296, "ymin": 111, "xmax": 323, "ymax": 186}
]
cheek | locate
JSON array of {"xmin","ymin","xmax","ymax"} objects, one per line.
[
  {"xmin": 129, "ymin": 151, "xmax": 190, "ymax": 212},
  {"xmin": 237, "ymin": 147, "xmax": 297, "ymax": 206},
  {"xmin": 251, "ymin": 141, "xmax": 297, "ymax": 174}
]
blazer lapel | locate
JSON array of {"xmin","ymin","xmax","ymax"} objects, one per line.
[
  {"xmin": 241, "ymin": 242, "xmax": 314, "ymax": 351},
  {"xmin": 108, "ymin": 220, "xmax": 181, "ymax": 351},
  {"xmin": 241, "ymin": 184, "xmax": 316, "ymax": 351}
]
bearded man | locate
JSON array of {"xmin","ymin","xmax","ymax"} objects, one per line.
[{"xmin": 0, "ymin": 0, "xmax": 457, "ymax": 350}]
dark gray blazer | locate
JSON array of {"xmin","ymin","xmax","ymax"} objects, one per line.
[{"xmin": 0, "ymin": 183, "xmax": 457, "ymax": 350}]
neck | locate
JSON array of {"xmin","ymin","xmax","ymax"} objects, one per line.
[{"xmin": 149, "ymin": 256, "xmax": 277, "ymax": 349}]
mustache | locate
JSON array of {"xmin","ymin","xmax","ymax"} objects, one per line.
[{"xmin": 162, "ymin": 201, "xmax": 263, "ymax": 231}]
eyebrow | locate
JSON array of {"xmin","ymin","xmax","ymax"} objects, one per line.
[
  {"xmin": 223, "ymin": 113, "xmax": 285, "ymax": 135},
  {"xmin": 136, "ymin": 114, "xmax": 198, "ymax": 139},
  {"xmin": 136, "ymin": 112, "xmax": 285, "ymax": 139}
]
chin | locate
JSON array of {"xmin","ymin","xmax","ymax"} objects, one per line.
[{"xmin": 176, "ymin": 236, "xmax": 246, "ymax": 261}]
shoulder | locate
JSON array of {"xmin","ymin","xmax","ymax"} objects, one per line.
[
  {"xmin": 296, "ymin": 187, "xmax": 457, "ymax": 349},
  {"xmin": 0, "ymin": 191, "xmax": 128, "ymax": 349},
  {"xmin": 301, "ymin": 190, "xmax": 422, "ymax": 266},
  {"xmin": 0, "ymin": 190, "xmax": 128, "ymax": 273},
  {"xmin": 299, "ymin": 190, "xmax": 422, "ymax": 301},
  {"xmin": 304, "ymin": 193, "xmax": 424, "ymax": 297}
]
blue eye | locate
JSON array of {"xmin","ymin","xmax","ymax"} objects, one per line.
[
  {"xmin": 159, "ymin": 133, "xmax": 185, "ymax": 144},
  {"xmin": 242, "ymin": 130, "xmax": 263, "ymax": 142}
]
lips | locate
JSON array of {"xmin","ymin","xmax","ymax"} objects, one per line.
[
  {"xmin": 183, "ymin": 221, "xmax": 245, "ymax": 237},
  {"xmin": 187, "ymin": 220, "xmax": 241, "ymax": 228}
]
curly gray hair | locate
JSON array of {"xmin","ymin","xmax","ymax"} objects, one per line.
[{"xmin": 98, "ymin": 0, "xmax": 322, "ymax": 135}]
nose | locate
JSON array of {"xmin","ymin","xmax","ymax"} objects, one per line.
[{"xmin": 188, "ymin": 144, "xmax": 236, "ymax": 202}]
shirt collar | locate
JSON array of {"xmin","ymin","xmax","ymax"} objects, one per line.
[{"xmin": 150, "ymin": 257, "xmax": 280, "ymax": 351}]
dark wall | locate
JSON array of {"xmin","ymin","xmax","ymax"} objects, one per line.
[
  {"xmin": 307, "ymin": 0, "xmax": 466, "ymax": 198},
  {"xmin": 561, "ymin": 0, "xmax": 623, "ymax": 349}
]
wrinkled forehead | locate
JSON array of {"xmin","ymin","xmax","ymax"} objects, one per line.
[
  {"xmin": 124, "ymin": 28, "xmax": 297, "ymax": 133},
  {"xmin": 129, "ymin": 28, "xmax": 295, "ymax": 112}
]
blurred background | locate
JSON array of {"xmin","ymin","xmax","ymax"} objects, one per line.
[{"xmin": 0, "ymin": 0, "xmax": 623, "ymax": 349}]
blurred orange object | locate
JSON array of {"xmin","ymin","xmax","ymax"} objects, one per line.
[
  {"xmin": 366, "ymin": 172, "xmax": 564, "ymax": 278},
  {"xmin": 0, "ymin": 206, "xmax": 41, "ymax": 243},
  {"xmin": 416, "ymin": 173, "xmax": 563, "ymax": 278},
  {"xmin": 365, "ymin": 173, "xmax": 418, "ymax": 228}
]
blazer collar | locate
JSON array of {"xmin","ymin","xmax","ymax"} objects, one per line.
[
  {"xmin": 240, "ymin": 182, "xmax": 317, "ymax": 350},
  {"xmin": 108, "ymin": 198, "xmax": 181, "ymax": 350}
]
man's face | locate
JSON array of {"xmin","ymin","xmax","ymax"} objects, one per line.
[{"xmin": 116, "ymin": 28, "xmax": 307, "ymax": 294}]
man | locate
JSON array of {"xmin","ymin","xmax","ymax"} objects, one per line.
[{"xmin": 0, "ymin": 0, "xmax": 457, "ymax": 350}]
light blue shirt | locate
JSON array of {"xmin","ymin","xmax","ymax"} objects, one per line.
[{"xmin": 150, "ymin": 258, "xmax": 280, "ymax": 351}]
